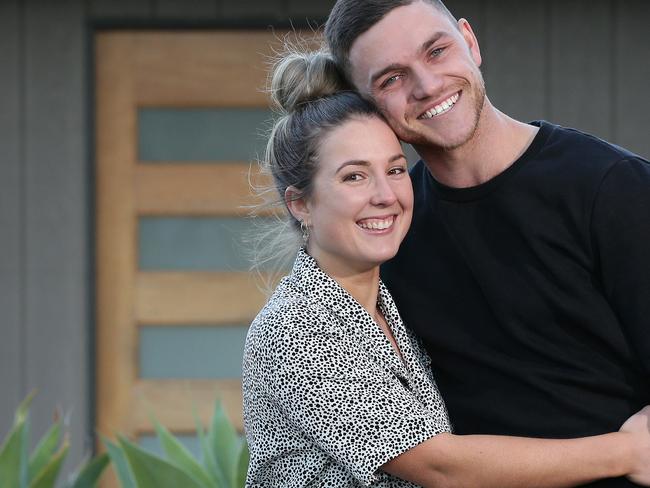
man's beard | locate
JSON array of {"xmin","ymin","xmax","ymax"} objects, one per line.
[{"xmin": 398, "ymin": 75, "xmax": 487, "ymax": 151}]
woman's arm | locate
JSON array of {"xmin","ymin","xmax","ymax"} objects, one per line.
[{"xmin": 383, "ymin": 406, "xmax": 650, "ymax": 488}]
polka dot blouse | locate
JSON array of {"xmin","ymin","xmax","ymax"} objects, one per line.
[{"xmin": 242, "ymin": 248, "xmax": 452, "ymax": 487}]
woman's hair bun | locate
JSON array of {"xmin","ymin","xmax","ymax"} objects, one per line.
[{"xmin": 270, "ymin": 50, "xmax": 349, "ymax": 113}]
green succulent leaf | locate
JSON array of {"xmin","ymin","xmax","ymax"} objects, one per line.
[
  {"xmin": 28, "ymin": 440, "xmax": 69, "ymax": 488},
  {"xmin": 194, "ymin": 409, "xmax": 226, "ymax": 487},
  {"xmin": 15, "ymin": 391, "xmax": 36, "ymax": 426},
  {"xmin": 235, "ymin": 439, "xmax": 250, "ymax": 488},
  {"xmin": 208, "ymin": 402, "xmax": 240, "ymax": 486},
  {"xmin": 151, "ymin": 416, "xmax": 216, "ymax": 488},
  {"xmin": 65, "ymin": 452, "xmax": 110, "ymax": 488},
  {"xmin": 28, "ymin": 420, "xmax": 62, "ymax": 484},
  {"xmin": 103, "ymin": 437, "xmax": 136, "ymax": 488},
  {"xmin": 118, "ymin": 435, "xmax": 204, "ymax": 488},
  {"xmin": 0, "ymin": 402, "xmax": 30, "ymax": 488}
]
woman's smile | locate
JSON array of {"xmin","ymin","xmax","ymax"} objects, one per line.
[{"xmin": 356, "ymin": 214, "xmax": 397, "ymax": 232}]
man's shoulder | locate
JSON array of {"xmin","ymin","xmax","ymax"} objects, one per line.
[
  {"xmin": 532, "ymin": 120, "xmax": 647, "ymax": 168},
  {"xmin": 511, "ymin": 120, "xmax": 649, "ymax": 196}
]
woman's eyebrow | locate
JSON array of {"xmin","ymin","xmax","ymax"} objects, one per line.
[{"xmin": 335, "ymin": 160, "xmax": 370, "ymax": 174}]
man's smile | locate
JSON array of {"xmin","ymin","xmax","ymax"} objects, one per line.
[{"xmin": 418, "ymin": 92, "xmax": 460, "ymax": 119}]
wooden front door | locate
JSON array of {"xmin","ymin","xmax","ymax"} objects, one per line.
[{"xmin": 95, "ymin": 29, "xmax": 296, "ymax": 482}]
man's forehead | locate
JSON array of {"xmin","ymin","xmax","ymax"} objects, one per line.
[{"xmin": 348, "ymin": 2, "xmax": 457, "ymax": 87}]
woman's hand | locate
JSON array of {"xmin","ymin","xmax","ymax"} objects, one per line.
[{"xmin": 619, "ymin": 406, "xmax": 650, "ymax": 485}]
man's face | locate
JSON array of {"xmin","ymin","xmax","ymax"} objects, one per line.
[{"xmin": 348, "ymin": 0, "xmax": 486, "ymax": 151}]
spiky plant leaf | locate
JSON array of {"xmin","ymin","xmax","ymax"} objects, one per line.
[
  {"xmin": 15, "ymin": 391, "xmax": 36, "ymax": 425},
  {"xmin": 65, "ymin": 452, "xmax": 110, "ymax": 488},
  {"xmin": 0, "ymin": 398, "xmax": 31, "ymax": 488},
  {"xmin": 103, "ymin": 437, "xmax": 136, "ymax": 488},
  {"xmin": 28, "ymin": 420, "xmax": 62, "ymax": 484},
  {"xmin": 28, "ymin": 439, "xmax": 69, "ymax": 488},
  {"xmin": 118, "ymin": 436, "xmax": 203, "ymax": 488},
  {"xmin": 151, "ymin": 417, "xmax": 216, "ymax": 488},
  {"xmin": 235, "ymin": 439, "xmax": 249, "ymax": 488},
  {"xmin": 194, "ymin": 409, "xmax": 226, "ymax": 487},
  {"xmin": 208, "ymin": 402, "xmax": 240, "ymax": 486}
]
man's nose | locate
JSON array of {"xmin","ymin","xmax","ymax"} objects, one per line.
[{"xmin": 411, "ymin": 64, "xmax": 444, "ymax": 101}]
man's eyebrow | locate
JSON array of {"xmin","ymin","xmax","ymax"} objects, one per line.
[
  {"xmin": 370, "ymin": 63, "xmax": 405, "ymax": 87},
  {"xmin": 419, "ymin": 31, "xmax": 447, "ymax": 56},
  {"xmin": 369, "ymin": 31, "xmax": 448, "ymax": 87}
]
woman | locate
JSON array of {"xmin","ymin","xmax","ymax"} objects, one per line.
[{"xmin": 242, "ymin": 49, "xmax": 650, "ymax": 487}]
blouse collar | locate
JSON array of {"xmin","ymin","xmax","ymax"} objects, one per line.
[{"xmin": 287, "ymin": 248, "xmax": 414, "ymax": 376}]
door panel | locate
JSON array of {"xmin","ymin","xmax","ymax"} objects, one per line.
[{"xmin": 95, "ymin": 30, "xmax": 304, "ymax": 484}]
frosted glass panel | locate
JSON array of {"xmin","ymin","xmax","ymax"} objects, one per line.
[
  {"xmin": 138, "ymin": 108, "xmax": 272, "ymax": 161},
  {"xmin": 139, "ymin": 325, "xmax": 248, "ymax": 379},
  {"xmin": 139, "ymin": 217, "xmax": 254, "ymax": 271}
]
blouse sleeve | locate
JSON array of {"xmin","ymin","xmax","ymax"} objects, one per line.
[{"xmin": 258, "ymin": 301, "xmax": 449, "ymax": 486}]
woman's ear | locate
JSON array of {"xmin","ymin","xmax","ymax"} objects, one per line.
[{"xmin": 285, "ymin": 186, "xmax": 310, "ymax": 224}]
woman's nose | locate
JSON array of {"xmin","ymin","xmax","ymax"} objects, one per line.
[{"xmin": 370, "ymin": 176, "xmax": 398, "ymax": 206}]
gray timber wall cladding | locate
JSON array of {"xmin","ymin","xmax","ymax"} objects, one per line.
[{"xmin": 0, "ymin": 0, "xmax": 648, "ymax": 477}]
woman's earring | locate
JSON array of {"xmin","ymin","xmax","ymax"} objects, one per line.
[{"xmin": 300, "ymin": 220, "xmax": 310, "ymax": 244}]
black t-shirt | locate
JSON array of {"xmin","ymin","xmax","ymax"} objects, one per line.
[{"xmin": 382, "ymin": 121, "xmax": 650, "ymax": 487}]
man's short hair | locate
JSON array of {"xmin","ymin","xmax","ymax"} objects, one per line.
[{"xmin": 324, "ymin": 0, "xmax": 456, "ymax": 82}]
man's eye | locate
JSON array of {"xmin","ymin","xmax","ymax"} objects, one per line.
[
  {"xmin": 430, "ymin": 47, "xmax": 445, "ymax": 57},
  {"xmin": 381, "ymin": 74, "xmax": 402, "ymax": 89}
]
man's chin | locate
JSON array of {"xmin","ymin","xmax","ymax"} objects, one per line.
[{"xmin": 404, "ymin": 128, "xmax": 475, "ymax": 152}]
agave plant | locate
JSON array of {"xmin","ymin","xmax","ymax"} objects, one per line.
[
  {"xmin": 104, "ymin": 400, "xmax": 249, "ymax": 488},
  {"xmin": 0, "ymin": 392, "xmax": 109, "ymax": 488}
]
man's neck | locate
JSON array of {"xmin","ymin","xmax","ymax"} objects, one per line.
[{"xmin": 416, "ymin": 100, "xmax": 539, "ymax": 188}]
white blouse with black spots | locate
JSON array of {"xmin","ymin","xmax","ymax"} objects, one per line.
[{"xmin": 242, "ymin": 249, "xmax": 452, "ymax": 487}]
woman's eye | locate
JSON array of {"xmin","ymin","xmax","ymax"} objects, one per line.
[
  {"xmin": 388, "ymin": 166, "xmax": 407, "ymax": 175},
  {"xmin": 343, "ymin": 173, "xmax": 363, "ymax": 182}
]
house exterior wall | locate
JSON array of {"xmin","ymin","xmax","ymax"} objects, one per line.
[{"xmin": 0, "ymin": 0, "xmax": 648, "ymax": 474}]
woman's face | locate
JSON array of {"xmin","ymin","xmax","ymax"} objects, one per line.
[{"xmin": 301, "ymin": 115, "xmax": 413, "ymax": 275}]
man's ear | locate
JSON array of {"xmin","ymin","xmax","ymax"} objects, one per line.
[
  {"xmin": 285, "ymin": 186, "xmax": 311, "ymax": 225},
  {"xmin": 458, "ymin": 18, "xmax": 482, "ymax": 67}
]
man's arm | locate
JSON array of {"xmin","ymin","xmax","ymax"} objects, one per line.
[{"xmin": 591, "ymin": 156, "xmax": 650, "ymax": 376}]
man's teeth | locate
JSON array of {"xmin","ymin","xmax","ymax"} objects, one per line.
[
  {"xmin": 357, "ymin": 217, "xmax": 394, "ymax": 230},
  {"xmin": 419, "ymin": 93, "xmax": 460, "ymax": 119}
]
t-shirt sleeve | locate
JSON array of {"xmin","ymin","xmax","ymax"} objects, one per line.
[
  {"xmin": 591, "ymin": 156, "xmax": 650, "ymax": 377},
  {"xmin": 259, "ymin": 304, "xmax": 448, "ymax": 486}
]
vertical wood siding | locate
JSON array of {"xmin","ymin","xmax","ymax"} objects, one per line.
[
  {"xmin": 549, "ymin": 0, "xmax": 613, "ymax": 140},
  {"xmin": 24, "ymin": 0, "xmax": 90, "ymax": 471},
  {"xmin": 0, "ymin": 0, "xmax": 648, "ymax": 475},
  {"xmin": 0, "ymin": 0, "xmax": 24, "ymax": 434},
  {"xmin": 483, "ymin": 1, "xmax": 548, "ymax": 121},
  {"xmin": 616, "ymin": 0, "xmax": 650, "ymax": 156}
]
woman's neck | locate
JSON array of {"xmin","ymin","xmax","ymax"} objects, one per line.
[{"xmin": 307, "ymin": 249, "xmax": 381, "ymax": 315}]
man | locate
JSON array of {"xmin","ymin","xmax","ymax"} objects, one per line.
[{"xmin": 325, "ymin": 1, "xmax": 650, "ymax": 486}]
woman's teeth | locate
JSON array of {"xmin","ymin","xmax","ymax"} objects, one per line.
[
  {"xmin": 419, "ymin": 93, "xmax": 460, "ymax": 119},
  {"xmin": 357, "ymin": 216, "xmax": 394, "ymax": 230}
]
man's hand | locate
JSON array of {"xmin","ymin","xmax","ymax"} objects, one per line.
[{"xmin": 619, "ymin": 406, "xmax": 650, "ymax": 485}]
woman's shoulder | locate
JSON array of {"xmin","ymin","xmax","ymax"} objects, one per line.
[{"xmin": 249, "ymin": 280, "xmax": 343, "ymax": 345}]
